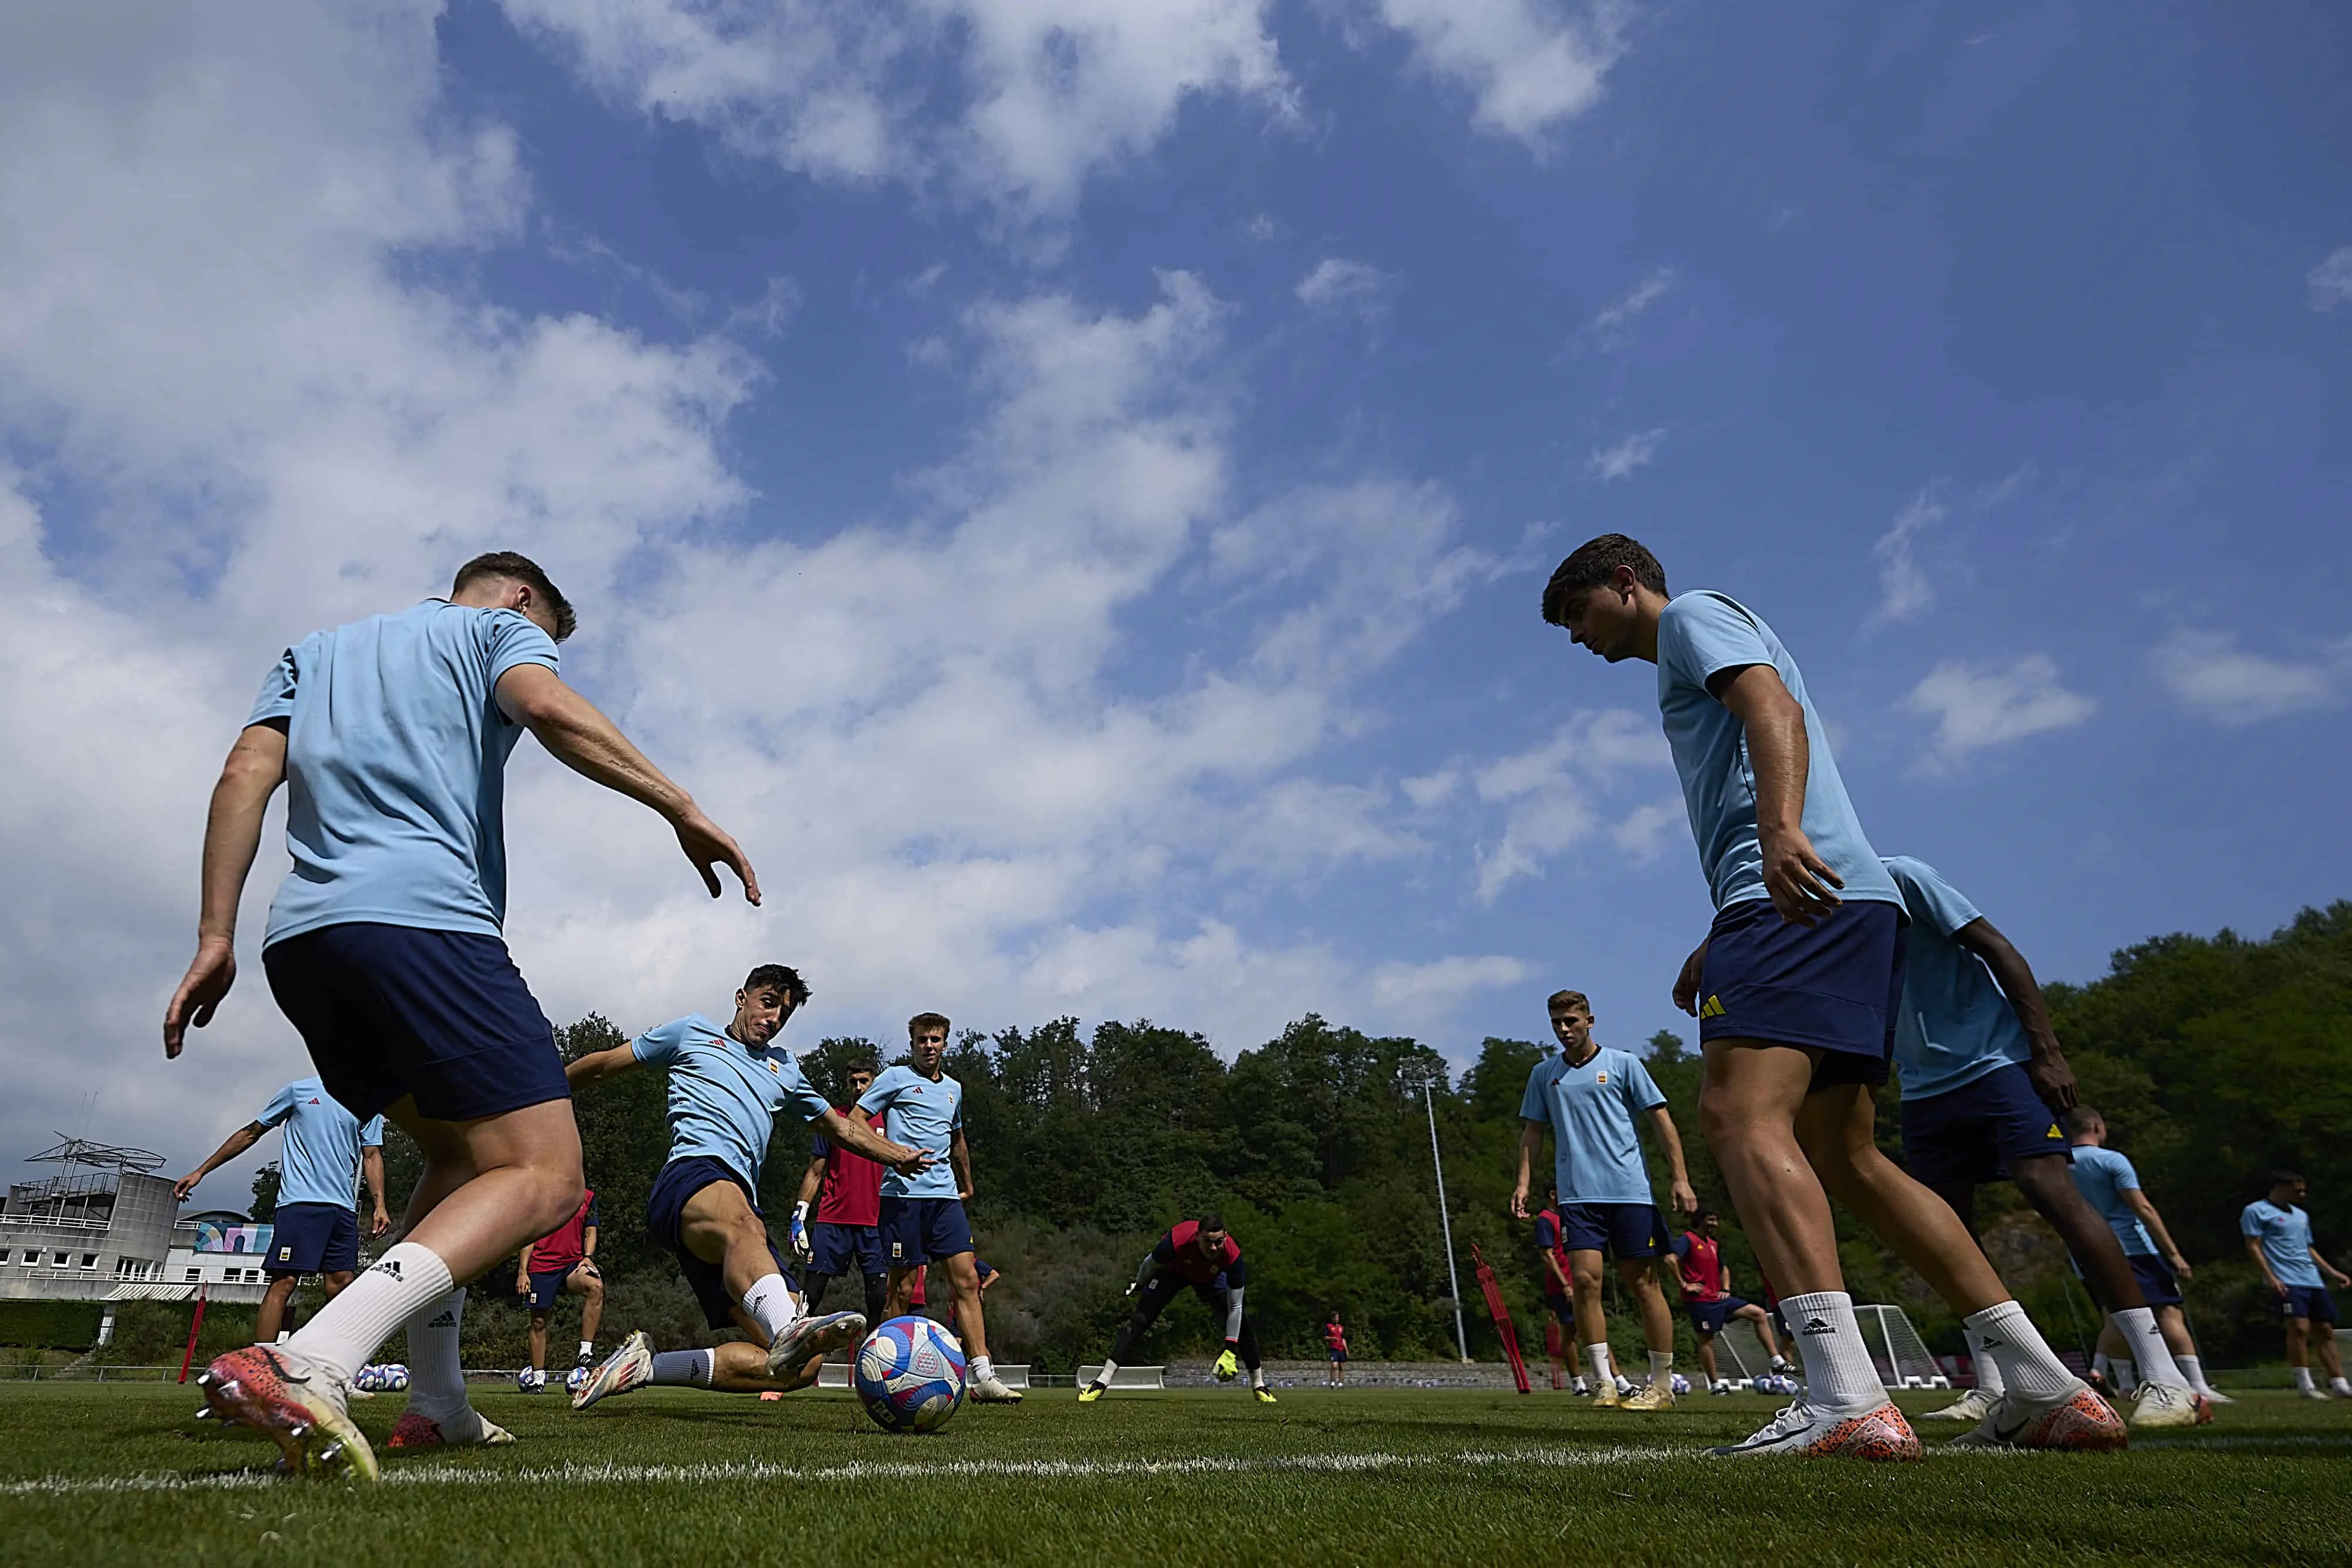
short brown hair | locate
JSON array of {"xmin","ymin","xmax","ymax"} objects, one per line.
[
  {"xmin": 1547, "ymin": 989, "xmax": 1592, "ymax": 1017},
  {"xmin": 908, "ymin": 1011, "xmax": 951, "ymax": 1038},
  {"xmin": 453, "ymin": 550, "xmax": 576, "ymax": 643},
  {"xmin": 1541, "ymin": 534, "xmax": 1667, "ymax": 626}
]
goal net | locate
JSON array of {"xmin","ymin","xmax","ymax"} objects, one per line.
[
  {"xmin": 1856, "ymin": 1303, "xmax": 1949, "ymax": 1389},
  {"xmin": 1708, "ymin": 1318, "xmax": 1778, "ymax": 1388}
]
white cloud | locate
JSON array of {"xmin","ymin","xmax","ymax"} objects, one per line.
[
  {"xmin": 1903, "ymin": 656, "xmax": 2096, "ymax": 770},
  {"xmin": 1366, "ymin": 0, "xmax": 1632, "ymax": 146},
  {"xmin": 2307, "ymin": 246, "xmax": 2352, "ymax": 312},
  {"xmin": 1573, "ymin": 265, "xmax": 1679, "ymax": 355},
  {"xmin": 2151, "ymin": 630, "xmax": 2351, "ymax": 725},
  {"xmin": 1469, "ymin": 710, "xmax": 1668, "ymax": 901},
  {"xmin": 1586, "ymin": 427, "xmax": 1664, "ymax": 481},
  {"xmin": 1866, "ymin": 466, "xmax": 2034, "ymax": 627},
  {"xmin": 1609, "ymin": 797, "xmax": 1683, "ymax": 861},
  {"xmin": 1295, "ymin": 258, "xmax": 1401, "ymax": 326},
  {"xmin": 1368, "ymin": 954, "xmax": 1535, "ymax": 1010}
]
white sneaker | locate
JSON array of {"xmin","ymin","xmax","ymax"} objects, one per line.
[
  {"xmin": 1708, "ymin": 1399, "xmax": 1922, "ymax": 1460},
  {"xmin": 1949, "ymin": 1383, "xmax": 2128, "ymax": 1451},
  {"xmin": 767, "ymin": 1310, "xmax": 866, "ymax": 1384},
  {"xmin": 2128, "ymin": 1382, "xmax": 2205, "ymax": 1429},
  {"xmin": 968, "ymin": 1373, "xmax": 1024, "ymax": 1403},
  {"xmin": 2298, "ymin": 1386, "xmax": 2333, "ymax": 1401},
  {"xmin": 1922, "ymin": 1386, "xmax": 1998, "ymax": 1423},
  {"xmin": 572, "ymin": 1330, "xmax": 654, "ymax": 1412}
]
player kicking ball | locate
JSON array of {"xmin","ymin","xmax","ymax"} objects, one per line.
[
  {"xmin": 1081, "ymin": 1215, "xmax": 1276, "ymax": 1405},
  {"xmin": 1510, "ymin": 989, "xmax": 1695, "ymax": 1409},
  {"xmin": 1666, "ymin": 1209, "xmax": 1793, "ymax": 1393},
  {"xmin": 567, "ymin": 967, "xmax": 931, "ymax": 1409},
  {"xmin": 1542, "ymin": 536, "xmax": 2122, "ymax": 1459}
]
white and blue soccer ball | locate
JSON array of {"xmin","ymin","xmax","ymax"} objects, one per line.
[
  {"xmin": 854, "ymin": 1315, "xmax": 966, "ymax": 1434},
  {"xmin": 352, "ymin": 1363, "xmax": 410, "ymax": 1393},
  {"xmin": 1669, "ymin": 1373, "xmax": 1691, "ymax": 1395},
  {"xmin": 566, "ymin": 1364, "xmax": 590, "ymax": 1395},
  {"xmin": 514, "ymin": 1367, "xmax": 546, "ymax": 1394}
]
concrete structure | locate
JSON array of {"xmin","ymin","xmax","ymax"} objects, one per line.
[{"xmin": 0, "ymin": 1136, "xmax": 271, "ymax": 1309}]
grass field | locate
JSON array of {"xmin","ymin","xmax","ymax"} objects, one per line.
[{"xmin": 0, "ymin": 1381, "xmax": 2345, "ymax": 1567}]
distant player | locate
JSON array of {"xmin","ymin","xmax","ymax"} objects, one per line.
[
  {"xmin": 2241, "ymin": 1171, "xmax": 2352, "ymax": 1400},
  {"xmin": 2064, "ymin": 1107, "xmax": 2228, "ymax": 1405},
  {"xmin": 1081, "ymin": 1214, "xmax": 1276, "ymax": 1405},
  {"xmin": 566, "ymin": 966, "xmax": 931, "ymax": 1409},
  {"xmin": 512, "ymin": 1189, "xmax": 602, "ymax": 1392},
  {"xmin": 175, "ymin": 1076, "xmax": 389, "ymax": 1346},
  {"xmin": 1531, "ymin": 1186, "xmax": 1593, "ymax": 1394},
  {"xmin": 165, "ymin": 551, "xmax": 761, "ymax": 1476},
  {"xmin": 1666, "ymin": 1208, "xmax": 1792, "ymax": 1392},
  {"xmin": 1879, "ymin": 855, "xmax": 2200, "ymax": 1429},
  {"xmin": 1542, "ymin": 536, "xmax": 2120, "ymax": 1458},
  {"xmin": 1325, "ymin": 1309, "xmax": 1349, "ymax": 1387},
  {"xmin": 790, "ymin": 1057, "xmax": 889, "ymax": 1326},
  {"xmin": 1509, "ymin": 988, "xmax": 1696, "ymax": 1410},
  {"xmin": 863, "ymin": 1012, "xmax": 1023, "ymax": 1403}
]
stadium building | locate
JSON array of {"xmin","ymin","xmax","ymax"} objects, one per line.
[{"xmin": 0, "ymin": 1136, "xmax": 270, "ymax": 1318}]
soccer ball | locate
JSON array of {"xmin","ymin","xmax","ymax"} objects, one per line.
[
  {"xmin": 854, "ymin": 1315, "xmax": 966, "ymax": 1434},
  {"xmin": 1669, "ymin": 1373, "xmax": 1690, "ymax": 1395},
  {"xmin": 566, "ymin": 1365, "xmax": 590, "ymax": 1395},
  {"xmin": 515, "ymin": 1367, "xmax": 546, "ymax": 1393},
  {"xmin": 353, "ymin": 1363, "xmax": 410, "ymax": 1393},
  {"xmin": 385, "ymin": 1363, "xmax": 409, "ymax": 1393}
]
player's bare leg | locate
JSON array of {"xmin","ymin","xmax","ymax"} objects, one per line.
[
  {"xmin": 1619, "ymin": 1259, "xmax": 1681, "ymax": 1409},
  {"xmin": 255, "ymin": 1275, "xmax": 300, "ymax": 1346},
  {"xmin": 681, "ymin": 1179, "xmax": 861, "ymax": 1384},
  {"xmin": 1566, "ymin": 1249, "xmax": 1621, "ymax": 1406},
  {"xmin": 946, "ymin": 1252, "xmax": 1020, "ymax": 1402}
]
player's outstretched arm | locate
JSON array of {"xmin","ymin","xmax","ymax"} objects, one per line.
[
  {"xmin": 564, "ymin": 1044, "xmax": 641, "ymax": 1091},
  {"xmin": 1647, "ymin": 1106, "xmax": 1698, "ymax": 1213},
  {"xmin": 811, "ymin": 1109, "xmax": 931, "ymax": 1177},
  {"xmin": 164, "ymin": 724, "xmax": 289, "ymax": 1058},
  {"xmin": 493, "ymin": 664, "xmax": 759, "ymax": 905},
  {"xmin": 1954, "ymin": 917, "xmax": 2076, "ymax": 1111},
  {"xmin": 173, "ymin": 1121, "xmax": 267, "ymax": 1200},
  {"xmin": 1713, "ymin": 665, "xmax": 1840, "ymax": 926}
]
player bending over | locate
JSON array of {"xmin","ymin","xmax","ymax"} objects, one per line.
[
  {"xmin": 567, "ymin": 967, "xmax": 930, "ymax": 1408},
  {"xmin": 1510, "ymin": 989, "xmax": 1696, "ymax": 1410},
  {"xmin": 1081, "ymin": 1214, "xmax": 1276, "ymax": 1405},
  {"xmin": 176, "ymin": 1077, "xmax": 388, "ymax": 1346},
  {"xmin": 2242, "ymin": 1171, "xmax": 2352, "ymax": 1400},
  {"xmin": 166, "ymin": 551, "xmax": 760, "ymax": 1477},
  {"xmin": 1542, "ymin": 535, "xmax": 2122, "ymax": 1459},
  {"xmin": 1666, "ymin": 1209, "xmax": 1792, "ymax": 1392},
  {"xmin": 790, "ymin": 1057, "xmax": 891, "ymax": 1326},
  {"xmin": 513, "ymin": 1189, "xmax": 602, "ymax": 1392},
  {"xmin": 1878, "ymin": 856, "xmax": 2203, "ymax": 1430},
  {"xmin": 2063, "ymin": 1108, "xmax": 2227, "ymax": 1405},
  {"xmin": 864, "ymin": 1012, "xmax": 1023, "ymax": 1402}
]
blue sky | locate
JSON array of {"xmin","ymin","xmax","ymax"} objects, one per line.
[{"xmin": 2, "ymin": 0, "xmax": 2347, "ymax": 1196}]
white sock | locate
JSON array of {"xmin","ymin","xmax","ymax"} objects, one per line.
[
  {"xmin": 1964, "ymin": 1301, "xmax": 2076, "ymax": 1401},
  {"xmin": 2294, "ymin": 1365, "xmax": 2316, "ymax": 1391},
  {"xmin": 2113, "ymin": 1308, "xmax": 2184, "ymax": 1388},
  {"xmin": 972, "ymin": 1356, "xmax": 994, "ymax": 1382},
  {"xmin": 740, "ymin": 1273, "xmax": 800, "ymax": 1344},
  {"xmin": 2334, "ymin": 1376, "xmax": 2352, "ymax": 1396},
  {"xmin": 282, "ymin": 1242, "xmax": 453, "ymax": 1386},
  {"xmin": 1571, "ymin": 1376, "xmax": 1590, "ymax": 1394},
  {"xmin": 1095, "ymin": 1360, "xmax": 1120, "ymax": 1386},
  {"xmin": 577, "ymin": 1340, "xmax": 594, "ymax": 1362},
  {"xmin": 1648, "ymin": 1350, "xmax": 1674, "ymax": 1380},
  {"xmin": 1965, "ymin": 1326, "xmax": 2006, "ymax": 1397},
  {"xmin": 2111, "ymin": 1359, "xmax": 2138, "ymax": 1396},
  {"xmin": 1252, "ymin": 1366, "xmax": 1267, "ymax": 1389},
  {"xmin": 1780, "ymin": 1292, "xmax": 1886, "ymax": 1411},
  {"xmin": 404, "ymin": 1287, "xmax": 468, "ymax": 1422},
  {"xmin": 1585, "ymin": 1342, "xmax": 1613, "ymax": 1388}
]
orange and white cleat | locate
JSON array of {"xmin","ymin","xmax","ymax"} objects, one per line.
[
  {"xmin": 1949, "ymin": 1383, "xmax": 2129, "ymax": 1452},
  {"xmin": 1708, "ymin": 1399, "xmax": 1922, "ymax": 1460},
  {"xmin": 194, "ymin": 1345, "xmax": 379, "ymax": 1483},
  {"xmin": 386, "ymin": 1408, "xmax": 514, "ymax": 1449}
]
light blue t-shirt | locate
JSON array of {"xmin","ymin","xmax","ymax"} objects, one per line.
[
  {"xmin": 248, "ymin": 600, "xmax": 561, "ymax": 947},
  {"xmin": 1517, "ymin": 1047, "xmax": 1666, "ymax": 1206},
  {"xmin": 632, "ymin": 1015, "xmax": 831, "ymax": 1191},
  {"xmin": 1654, "ymin": 591, "xmax": 1900, "ymax": 912},
  {"xmin": 2241, "ymin": 1199, "xmax": 2323, "ymax": 1289},
  {"xmin": 1882, "ymin": 856, "xmax": 2033, "ymax": 1100},
  {"xmin": 256, "ymin": 1076, "xmax": 385, "ymax": 1211},
  {"xmin": 2067, "ymin": 1145, "xmax": 2156, "ymax": 1256},
  {"xmin": 858, "ymin": 1065, "xmax": 963, "ymax": 1200}
]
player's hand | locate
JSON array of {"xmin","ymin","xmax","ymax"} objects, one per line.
[
  {"xmin": 173, "ymin": 1172, "xmax": 203, "ymax": 1202},
  {"xmin": 2168, "ymin": 1254, "xmax": 2192, "ymax": 1282},
  {"xmin": 514, "ymin": 1273, "xmax": 530, "ymax": 1295},
  {"xmin": 369, "ymin": 1206, "xmax": 391, "ymax": 1238},
  {"xmin": 163, "ymin": 937, "xmax": 238, "ymax": 1058},
  {"xmin": 886, "ymin": 1146, "xmax": 937, "ymax": 1178},
  {"xmin": 1672, "ymin": 941, "xmax": 1709, "ymax": 1016},
  {"xmin": 579, "ymin": 1259, "xmax": 600, "ymax": 1281},
  {"xmin": 1758, "ymin": 825, "xmax": 1842, "ymax": 927},
  {"xmin": 2025, "ymin": 1049, "xmax": 2078, "ymax": 1114},
  {"xmin": 1213, "ymin": 1348, "xmax": 1239, "ymax": 1382},
  {"xmin": 789, "ymin": 1202, "xmax": 812, "ymax": 1262},
  {"xmin": 673, "ymin": 805, "xmax": 760, "ymax": 905},
  {"xmin": 2270, "ymin": 1276, "xmax": 2290, "ymax": 1298},
  {"xmin": 1508, "ymin": 1183, "xmax": 1529, "ymax": 1219},
  {"xmin": 1670, "ymin": 1179, "xmax": 1698, "ymax": 1216}
]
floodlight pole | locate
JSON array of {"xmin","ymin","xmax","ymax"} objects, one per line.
[{"xmin": 1418, "ymin": 1072, "xmax": 1472, "ymax": 1365}]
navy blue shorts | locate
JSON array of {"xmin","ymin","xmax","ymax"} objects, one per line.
[
  {"xmin": 1542, "ymin": 1290, "xmax": 1575, "ymax": 1327},
  {"xmin": 266, "ymin": 1202, "xmax": 358, "ymax": 1276},
  {"xmin": 1698, "ymin": 898, "xmax": 1905, "ymax": 1086},
  {"xmin": 2281, "ymin": 1284, "xmax": 2341, "ymax": 1324},
  {"xmin": 2128, "ymin": 1254, "xmax": 2183, "ymax": 1308},
  {"xmin": 1558, "ymin": 1201, "xmax": 1668, "ymax": 1260},
  {"xmin": 1900, "ymin": 1064, "xmax": 2069, "ymax": 1189},
  {"xmin": 808, "ymin": 1221, "xmax": 885, "ymax": 1278},
  {"xmin": 527, "ymin": 1266, "xmax": 589, "ymax": 1312},
  {"xmin": 263, "ymin": 922, "xmax": 566, "ymax": 1123},
  {"xmin": 1687, "ymin": 1295, "xmax": 1752, "ymax": 1336},
  {"xmin": 880, "ymin": 1196, "xmax": 973, "ymax": 1268},
  {"xmin": 647, "ymin": 1157, "xmax": 791, "ymax": 1330}
]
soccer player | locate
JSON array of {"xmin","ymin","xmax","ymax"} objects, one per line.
[
  {"xmin": 175, "ymin": 1076, "xmax": 389, "ymax": 1346},
  {"xmin": 1879, "ymin": 855, "xmax": 2201, "ymax": 1429},
  {"xmin": 2241, "ymin": 1171, "xmax": 2352, "ymax": 1400},
  {"xmin": 1080, "ymin": 1213, "xmax": 1276, "ymax": 1405},
  {"xmin": 863, "ymin": 1012, "xmax": 1023, "ymax": 1403},
  {"xmin": 2064, "ymin": 1106, "xmax": 2229, "ymax": 1405},
  {"xmin": 789, "ymin": 1057, "xmax": 889, "ymax": 1326},
  {"xmin": 1325, "ymin": 1309, "xmax": 1349, "ymax": 1387},
  {"xmin": 512, "ymin": 1189, "xmax": 602, "ymax": 1392},
  {"xmin": 1666, "ymin": 1208, "xmax": 1792, "ymax": 1392},
  {"xmin": 1509, "ymin": 989, "xmax": 1696, "ymax": 1411},
  {"xmin": 165, "ymin": 551, "xmax": 761, "ymax": 1477},
  {"xmin": 1532, "ymin": 1186, "xmax": 1594, "ymax": 1395},
  {"xmin": 566, "ymin": 966, "xmax": 931, "ymax": 1409},
  {"xmin": 1541, "ymin": 535, "xmax": 2122, "ymax": 1459}
]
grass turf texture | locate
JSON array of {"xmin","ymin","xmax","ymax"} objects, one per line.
[{"xmin": 0, "ymin": 1384, "xmax": 2345, "ymax": 1567}]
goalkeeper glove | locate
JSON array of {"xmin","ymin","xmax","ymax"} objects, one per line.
[
  {"xmin": 789, "ymin": 1202, "xmax": 811, "ymax": 1262},
  {"xmin": 1214, "ymin": 1346, "xmax": 1240, "ymax": 1382}
]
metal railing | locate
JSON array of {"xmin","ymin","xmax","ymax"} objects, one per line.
[{"xmin": 0, "ymin": 1362, "xmax": 185, "ymax": 1382}]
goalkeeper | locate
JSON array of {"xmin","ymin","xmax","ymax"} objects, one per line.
[{"xmin": 1080, "ymin": 1213, "xmax": 1274, "ymax": 1405}]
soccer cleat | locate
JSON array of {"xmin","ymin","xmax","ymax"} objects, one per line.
[
  {"xmin": 767, "ymin": 1311, "xmax": 866, "ymax": 1385},
  {"xmin": 1589, "ymin": 1381, "xmax": 1622, "ymax": 1409},
  {"xmin": 1708, "ymin": 1400, "xmax": 1922, "ymax": 1461},
  {"xmin": 2197, "ymin": 1387, "xmax": 2234, "ymax": 1406},
  {"xmin": 2298, "ymin": 1386, "xmax": 2333, "ymax": 1401},
  {"xmin": 572, "ymin": 1330, "xmax": 655, "ymax": 1412},
  {"xmin": 1621, "ymin": 1380, "xmax": 1676, "ymax": 1411},
  {"xmin": 2128, "ymin": 1382, "xmax": 2204, "ymax": 1429},
  {"xmin": 1077, "ymin": 1380, "xmax": 1108, "ymax": 1403},
  {"xmin": 386, "ymin": 1409, "xmax": 516, "ymax": 1449},
  {"xmin": 968, "ymin": 1373, "xmax": 1024, "ymax": 1403},
  {"xmin": 1949, "ymin": 1384, "xmax": 2129, "ymax": 1452},
  {"xmin": 1251, "ymin": 1385, "xmax": 1278, "ymax": 1405},
  {"xmin": 1922, "ymin": 1386, "xmax": 1999, "ymax": 1423},
  {"xmin": 195, "ymin": 1345, "xmax": 379, "ymax": 1484}
]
